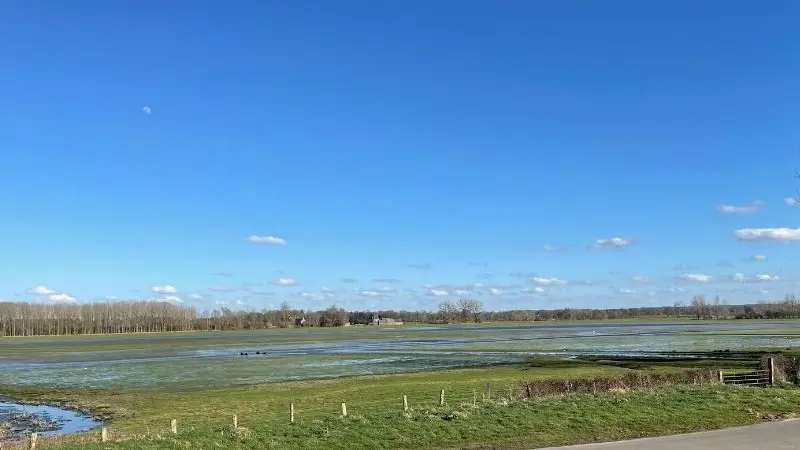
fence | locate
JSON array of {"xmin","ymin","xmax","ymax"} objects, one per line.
[
  {"xmin": 8, "ymin": 383, "xmax": 523, "ymax": 450},
  {"xmin": 718, "ymin": 357, "xmax": 775, "ymax": 387}
]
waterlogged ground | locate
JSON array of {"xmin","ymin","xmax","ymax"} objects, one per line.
[
  {"xmin": 1, "ymin": 321, "xmax": 799, "ymax": 390},
  {"xmin": 0, "ymin": 401, "xmax": 101, "ymax": 443}
]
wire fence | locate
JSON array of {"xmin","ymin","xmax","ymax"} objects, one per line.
[{"xmin": 9, "ymin": 383, "xmax": 524, "ymax": 449}]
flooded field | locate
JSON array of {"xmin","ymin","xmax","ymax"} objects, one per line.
[
  {"xmin": 0, "ymin": 401, "xmax": 102, "ymax": 443},
  {"xmin": 1, "ymin": 321, "xmax": 799, "ymax": 391}
]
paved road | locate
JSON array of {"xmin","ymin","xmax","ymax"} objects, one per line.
[{"xmin": 540, "ymin": 419, "xmax": 800, "ymax": 449}]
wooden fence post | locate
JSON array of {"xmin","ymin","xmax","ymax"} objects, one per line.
[
  {"xmin": 402, "ymin": 395, "xmax": 408, "ymax": 411},
  {"xmin": 233, "ymin": 414, "xmax": 238, "ymax": 429},
  {"xmin": 486, "ymin": 383, "xmax": 491, "ymax": 401},
  {"xmin": 341, "ymin": 402, "xmax": 347, "ymax": 417},
  {"xmin": 29, "ymin": 433, "xmax": 38, "ymax": 450},
  {"xmin": 473, "ymin": 389, "xmax": 477, "ymax": 406},
  {"xmin": 508, "ymin": 386, "xmax": 513, "ymax": 401},
  {"xmin": 170, "ymin": 419, "xmax": 177, "ymax": 434},
  {"xmin": 439, "ymin": 389, "xmax": 445, "ymax": 407},
  {"xmin": 718, "ymin": 370, "xmax": 724, "ymax": 383},
  {"xmin": 101, "ymin": 427, "xmax": 108, "ymax": 442},
  {"xmin": 290, "ymin": 403, "xmax": 295, "ymax": 423},
  {"xmin": 769, "ymin": 357, "xmax": 776, "ymax": 386}
]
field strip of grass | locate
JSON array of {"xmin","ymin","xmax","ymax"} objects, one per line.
[{"xmin": 7, "ymin": 384, "xmax": 800, "ymax": 450}]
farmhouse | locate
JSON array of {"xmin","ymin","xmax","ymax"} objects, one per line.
[{"xmin": 370, "ymin": 315, "xmax": 404, "ymax": 326}]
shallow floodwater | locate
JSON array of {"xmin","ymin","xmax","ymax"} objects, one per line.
[
  {"xmin": 1, "ymin": 321, "xmax": 798, "ymax": 390},
  {"xmin": 0, "ymin": 401, "xmax": 102, "ymax": 442}
]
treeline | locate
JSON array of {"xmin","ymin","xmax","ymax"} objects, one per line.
[{"xmin": 1, "ymin": 295, "xmax": 799, "ymax": 337}]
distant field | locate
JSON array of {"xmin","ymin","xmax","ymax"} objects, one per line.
[{"xmin": 2, "ymin": 321, "xmax": 800, "ymax": 391}]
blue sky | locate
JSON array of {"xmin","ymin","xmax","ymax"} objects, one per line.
[{"xmin": 1, "ymin": 0, "xmax": 799, "ymax": 312}]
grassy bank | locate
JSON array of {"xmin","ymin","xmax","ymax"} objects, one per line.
[{"xmin": 9, "ymin": 385, "xmax": 800, "ymax": 450}]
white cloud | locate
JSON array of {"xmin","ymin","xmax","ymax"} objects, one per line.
[
  {"xmin": 161, "ymin": 295, "xmax": 183, "ymax": 304},
  {"xmin": 532, "ymin": 277, "xmax": 568, "ymax": 286},
  {"xmin": 151, "ymin": 285, "xmax": 177, "ymax": 294},
  {"xmin": 427, "ymin": 289, "xmax": 449, "ymax": 296},
  {"xmin": 297, "ymin": 292, "xmax": 325, "ymax": 301},
  {"xmin": 784, "ymin": 197, "xmax": 798, "ymax": 206},
  {"xmin": 539, "ymin": 245, "xmax": 567, "ymax": 252},
  {"xmin": 453, "ymin": 289, "xmax": 470, "ymax": 296},
  {"xmin": 534, "ymin": 286, "xmax": 545, "ymax": 293},
  {"xmin": 188, "ymin": 294, "xmax": 203, "ymax": 300},
  {"xmin": 490, "ymin": 288, "xmax": 502, "ymax": 296},
  {"xmin": 358, "ymin": 290, "xmax": 379, "ymax": 297},
  {"xmin": 680, "ymin": 273, "xmax": 712, "ymax": 283},
  {"xmin": 631, "ymin": 276, "xmax": 651, "ymax": 284},
  {"xmin": 377, "ymin": 286, "xmax": 396, "ymax": 293},
  {"xmin": 731, "ymin": 272, "xmax": 780, "ymax": 283},
  {"xmin": 751, "ymin": 254, "xmax": 767, "ymax": 262},
  {"xmin": 593, "ymin": 237, "xmax": 632, "ymax": 248},
  {"xmin": 617, "ymin": 288, "xmax": 636, "ymax": 294},
  {"xmin": 209, "ymin": 286, "xmax": 236, "ymax": 292},
  {"xmin": 235, "ymin": 299, "xmax": 245, "ymax": 305},
  {"xmin": 716, "ymin": 201, "xmax": 763, "ymax": 214},
  {"xmin": 247, "ymin": 235, "xmax": 287, "ymax": 245},
  {"xmin": 755, "ymin": 274, "xmax": 779, "ymax": 282},
  {"xmin": 322, "ymin": 286, "xmax": 333, "ymax": 293},
  {"xmin": 215, "ymin": 300, "xmax": 228, "ymax": 306},
  {"xmin": 142, "ymin": 106, "xmax": 152, "ymax": 114},
  {"xmin": 27, "ymin": 285, "xmax": 56, "ymax": 295},
  {"xmin": 274, "ymin": 278, "xmax": 297, "ymax": 286},
  {"xmin": 48, "ymin": 293, "xmax": 76, "ymax": 303},
  {"xmin": 734, "ymin": 228, "xmax": 800, "ymax": 242}
]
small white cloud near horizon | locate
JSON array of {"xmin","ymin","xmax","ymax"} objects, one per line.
[
  {"xmin": 785, "ymin": 197, "xmax": 799, "ymax": 206},
  {"xmin": 274, "ymin": 278, "xmax": 297, "ymax": 286},
  {"xmin": 631, "ymin": 276, "xmax": 651, "ymax": 284},
  {"xmin": 27, "ymin": 285, "xmax": 56, "ymax": 295},
  {"xmin": 247, "ymin": 235, "xmax": 287, "ymax": 245},
  {"xmin": 209, "ymin": 286, "xmax": 236, "ymax": 292},
  {"xmin": 187, "ymin": 294, "xmax": 203, "ymax": 300},
  {"xmin": 161, "ymin": 295, "xmax": 183, "ymax": 304},
  {"xmin": 427, "ymin": 288, "xmax": 449, "ymax": 296},
  {"xmin": 532, "ymin": 277, "xmax": 568, "ymax": 286},
  {"xmin": 151, "ymin": 285, "xmax": 177, "ymax": 294},
  {"xmin": 490, "ymin": 288, "xmax": 502, "ymax": 295},
  {"xmin": 298, "ymin": 292, "xmax": 325, "ymax": 301},
  {"xmin": 734, "ymin": 228, "xmax": 800, "ymax": 242},
  {"xmin": 358, "ymin": 290, "xmax": 379, "ymax": 297},
  {"xmin": 716, "ymin": 201, "xmax": 764, "ymax": 214},
  {"xmin": 755, "ymin": 274, "xmax": 779, "ymax": 282},
  {"xmin": 680, "ymin": 273, "xmax": 712, "ymax": 283},
  {"xmin": 48, "ymin": 293, "xmax": 76, "ymax": 304},
  {"xmin": 617, "ymin": 288, "xmax": 636, "ymax": 294},
  {"xmin": 593, "ymin": 237, "xmax": 632, "ymax": 249},
  {"xmin": 752, "ymin": 254, "xmax": 767, "ymax": 262},
  {"xmin": 142, "ymin": 106, "xmax": 152, "ymax": 114}
]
